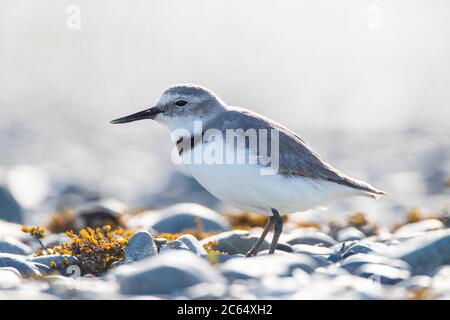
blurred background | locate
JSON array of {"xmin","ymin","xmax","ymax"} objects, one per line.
[{"xmin": 0, "ymin": 0, "xmax": 449, "ymax": 226}]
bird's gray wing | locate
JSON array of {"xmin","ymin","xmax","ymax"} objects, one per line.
[{"xmin": 214, "ymin": 107, "xmax": 384, "ymax": 196}]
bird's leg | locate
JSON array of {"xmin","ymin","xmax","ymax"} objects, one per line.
[
  {"xmin": 245, "ymin": 216, "xmax": 275, "ymax": 257},
  {"xmin": 269, "ymin": 208, "xmax": 283, "ymax": 254}
]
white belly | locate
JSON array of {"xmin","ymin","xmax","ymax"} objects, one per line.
[{"xmin": 183, "ymin": 144, "xmax": 354, "ymax": 215}]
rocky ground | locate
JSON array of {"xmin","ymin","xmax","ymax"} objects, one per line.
[{"xmin": 1, "ymin": 200, "xmax": 450, "ymax": 300}]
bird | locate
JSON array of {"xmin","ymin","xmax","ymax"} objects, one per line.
[{"xmin": 111, "ymin": 84, "xmax": 385, "ymax": 257}]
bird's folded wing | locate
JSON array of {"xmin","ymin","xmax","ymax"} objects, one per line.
[{"xmin": 217, "ymin": 106, "xmax": 384, "ymax": 196}]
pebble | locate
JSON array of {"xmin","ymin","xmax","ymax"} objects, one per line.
[
  {"xmin": 219, "ymin": 253, "xmax": 317, "ymax": 281},
  {"xmin": 73, "ymin": 199, "xmax": 126, "ymax": 230},
  {"xmin": 275, "ymin": 242, "xmax": 293, "ymax": 253},
  {"xmin": 431, "ymin": 265, "xmax": 450, "ymax": 292},
  {"xmin": 29, "ymin": 254, "xmax": 79, "ymax": 276},
  {"xmin": 0, "ymin": 186, "xmax": 23, "ymax": 223},
  {"xmin": 0, "ymin": 267, "xmax": 22, "ymax": 289},
  {"xmin": 284, "ymin": 230, "xmax": 337, "ymax": 247},
  {"xmin": 160, "ymin": 234, "xmax": 207, "ymax": 256},
  {"xmin": 124, "ymin": 231, "xmax": 158, "ymax": 263},
  {"xmin": 112, "ymin": 250, "xmax": 225, "ymax": 296},
  {"xmin": 355, "ymin": 263, "xmax": 411, "ymax": 285},
  {"xmin": 199, "ymin": 230, "xmax": 270, "ymax": 255},
  {"xmin": 341, "ymin": 241, "xmax": 388, "ymax": 258},
  {"xmin": 0, "ymin": 236, "xmax": 32, "ymax": 255},
  {"xmin": 394, "ymin": 219, "xmax": 445, "ymax": 238},
  {"xmin": 340, "ymin": 253, "xmax": 411, "ymax": 273},
  {"xmin": 387, "ymin": 230, "xmax": 450, "ymax": 275},
  {"xmin": 292, "ymin": 244, "xmax": 338, "ymax": 265},
  {"xmin": 150, "ymin": 203, "xmax": 231, "ymax": 233},
  {"xmin": 0, "ymin": 253, "xmax": 41, "ymax": 277},
  {"xmin": 337, "ymin": 227, "xmax": 366, "ymax": 242}
]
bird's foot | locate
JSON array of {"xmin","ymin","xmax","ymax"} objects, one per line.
[{"xmin": 245, "ymin": 249, "xmax": 258, "ymax": 257}]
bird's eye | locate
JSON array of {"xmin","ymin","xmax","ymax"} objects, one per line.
[{"xmin": 175, "ymin": 100, "xmax": 188, "ymax": 106}]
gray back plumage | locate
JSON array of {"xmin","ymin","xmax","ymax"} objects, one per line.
[{"xmin": 205, "ymin": 106, "xmax": 384, "ymax": 196}]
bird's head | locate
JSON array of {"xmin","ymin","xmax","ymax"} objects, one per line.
[{"xmin": 110, "ymin": 84, "xmax": 226, "ymax": 132}]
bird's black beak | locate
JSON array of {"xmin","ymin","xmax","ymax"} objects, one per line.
[{"xmin": 110, "ymin": 106, "xmax": 162, "ymax": 124}]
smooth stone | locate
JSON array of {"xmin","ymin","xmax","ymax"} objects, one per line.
[
  {"xmin": 0, "ymin": 253, "xmax": 41, "ymax": 277},
  {"xmin": 211, "ymin": 253, "xmax": 244, "ymax": 264},
  {"xmin": 182, "ymin": 282, "xmax": 227, "ymax": 300},
  {"xmin": 342, "ymin": 241, "xmax": 388, "ymax": 258},
  {"xmin": 394, "ymin": 219, "xmax": 445, "ymax": 238},
  {"xmin": 276, "ymin": 242, "xmax": 293, "ymax": 253},
  {"xmin": 154, "ymin": 238, "xmax": 168, "ymax": 252},
  {"xmin": 0, "ymin": 236, "xmax": 32, "ymax": 255},
  {"xmin": 284, "ymin": 230, "xmax": 337, "ymax": 247},
  {"xmin": 199, "ymin": 230, "xmax": 269, "ymax": 255},
  {"xmin": 386, "ymin": 230, "xmax": 450, "ymax": 275},
  {"xmin": 33, "ymin": 262, "xmax": 53, "ymax": 274},
  {"xmin": 151, "ymin": 203, "xmax": 231, "ymax": 233},
  {"xmin": 124, "ymin": 231, "xmax": 157, "ymax": 263},
  {"xmin": 0, "ymin": 220, "xmax": 23, "ymax": 238},
  {"xmin": 337, "ymin": 227, "xmax": 366, "ymax": 242},
  {"xmin": 160, "ymin": 234, "xmax": 206, "ymax": 256},
  {"xmin": 0, "ymin": 186, "xmax": 23, "ymax": 223},
  {"xmin": 220, "ymin": 253, "xmax": 317, "ymax": 281},
  {"xmin": 112, "ymin": 250, "xmax": 225, "ymax": 295},
  {"xmin": 292, "ymin": 244, "xmax": 336, "ymax": 256},
  {"xmin": 73, "ymin": 198, "xmax": 126, "ymax": 229},
  {"xmin": 44, "ymin": 276, "xmax": 119, "ymax": 299},
  {"xmin": 340, "ymin": 253, "xmax": 411, "ymax": 274},
  {"xmin": 291, "ymin": 244, "xmax": 337, "ymax": 266},
  {"xmin": 0, "ymin": 267, "xmax": 21, "ymax": 289},
  {"xmin": 0, "ymin": 290, "xmax": 59, "ymax": 300},
  {"xmin": 29, "ymin": 254, "xmax": 79, "ymax": 275},
  {"xmin": 355, "ymin": 263, "xmax": 411, "ymax": 285},
  {"xmin": 398, "ymin": 275, "xmax": 432, "ymax": 290},
  {"xmin": 431, "ymin": 265, "xmax": 450, "ymax": 292}
]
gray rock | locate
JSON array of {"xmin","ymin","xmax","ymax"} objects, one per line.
[
  {"xmin": 0, "ymin": 267, "xmax": 21, "ymax": 289},
  {"xmin": 182, "ymin": 282, "xmax": 227, "ymax": 300},
  {"xmin": 33, "ymin": 262, "xmax": 53, "ymax": 275},
  {"xmin": 386, "ymin": 230, "xmax": 450, "ymax": 275},
  {"xmin": 124, "ymin": 231, "xmax": 157, "ymax": 263},
  {"xmin": 0, "ymin": 253, "xmax": 41, "ymax": 277},
  {"xmin": 0, "ymin": 220, "xmax": 23, "ymax": 238},
  {"xmin": 276, "ymin": 242, "xmax": 293, "ymax": 253},
  {"xmin": 398, "ymin": 275, "xmax": 432, "ymax": 291},
  {"xmin": 151, "ymin": 203, "xmax": 231, "ymax": 233},
  {"xmin": 292, "ymin": 244, "xmax": 336, "ymax": 256},
  {"xmin": 112, "ymin": 250, "xmax": 225, "ymax": 296},
  {"xmin": 220, "ymin": 253, "xmax": 317, "ymax": 281},
  {"xmin": 342, "ymin": 241, "xmax": 388, "ymax": 258},
  {"xmin": 355, "ymin": 263, "xmax": 411, "ymax": 285},
  {"xmin": 340, "ymin": 253, "xmax": 411, "ymax": 274},
  {"xmin": 337, "ymin": 227, "xmax": 366, "ymax": 242},
  {"xmin": 160, "ymin": 234, "xmax": 207, "ymax": 256},
  {"xmin": 29, "ymin": 254, "xmax": 79, "ymax": 276},
  {"xmin": 292, "ymin": 244, "xmax": 338, "ymax": 266},
  {"xmin": 284, "ymin": 230, "xmax": 337, "ymax": 247},
  {"xmin": 0, "ymin": 186, "xmax": 23, "ymax": 223},
  {"xmin": 394, "ymin": 219, "xmax": 445, "ymax": 238},
  {"xmin": 0, "ymin": 236, "xmax": 32, "ymax": 255},
  {"xmin": 199, "ymin": 230, "xmax": 270, "ymax": 255},
  {"xmin": 44, "ymin": 275, "xmax": 119, "ymax": 299},
  {"xmin": 73, "ymin": 198, "xmax": 126, "ymax": 230},
  {"xmin": 154, "ymin": 237, "xmax": 168, "ymax": 252},
  {"xmin": 431, "ymin": 265, "xmax": 450, "ymax": 292},
  {"xmin": 159, "ymin": 240, "xmax": 190, "ymax": 254}
]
